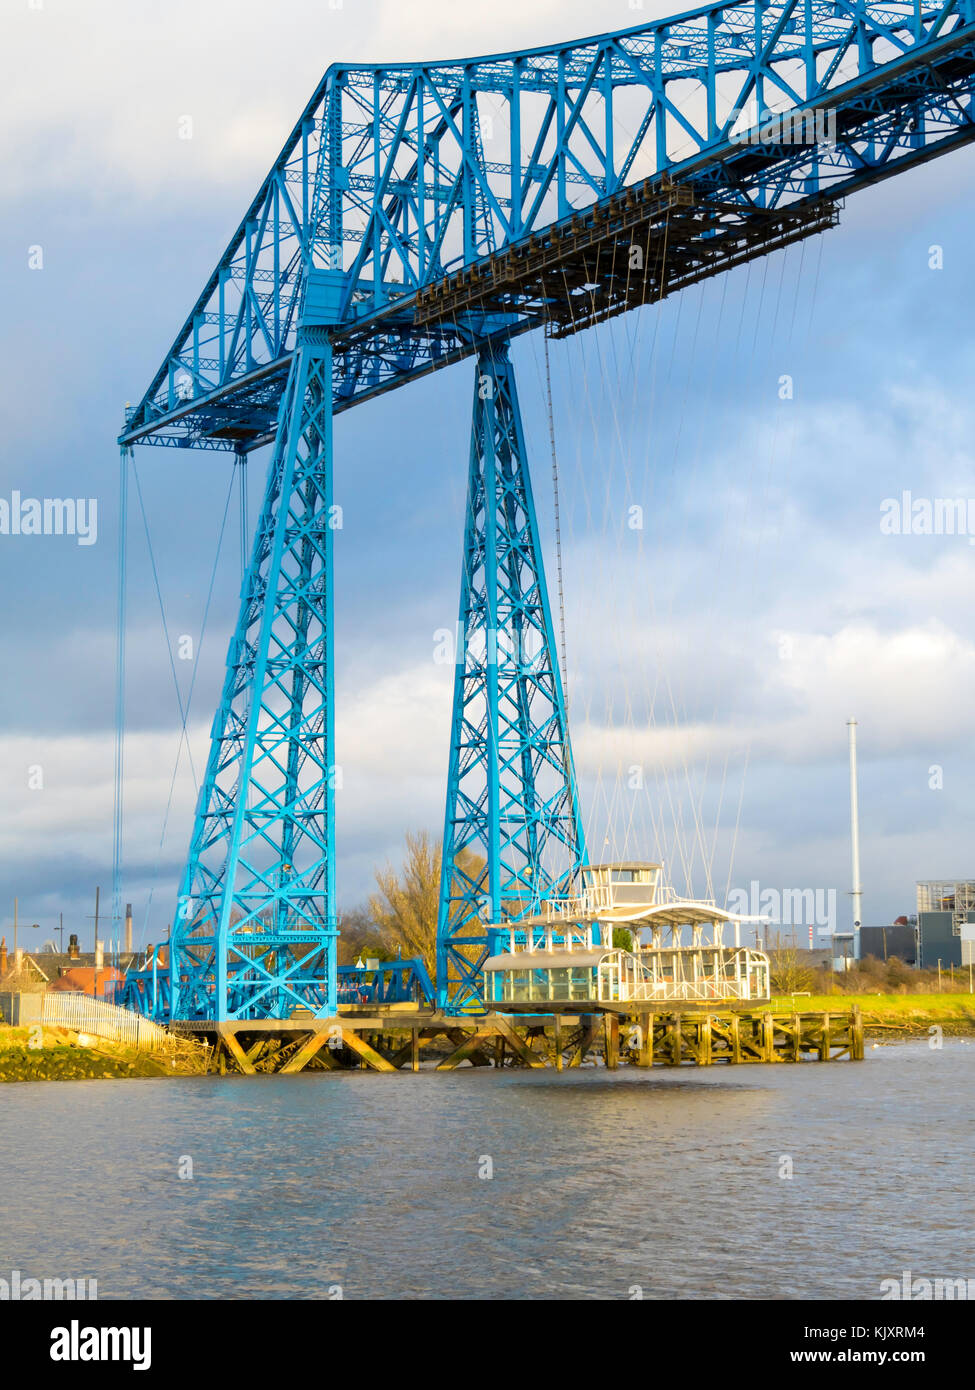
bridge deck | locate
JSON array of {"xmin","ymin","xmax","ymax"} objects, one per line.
[
  {"xmin": 415, "ymin": 178, "xmax": 840, "ymax": 339},
  {"xmin": 172, "ymin": 1006, "xmax": 864, "ymax": 1074}
]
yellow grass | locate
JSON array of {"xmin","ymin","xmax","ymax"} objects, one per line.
[{"xmin": 771, "ymin": 993, "xmax": 975, "ymax": 1034}]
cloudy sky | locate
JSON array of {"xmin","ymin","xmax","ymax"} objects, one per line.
[{"xmin": 1, "ymin": 0, "xmax": 973, "ymax": 953}]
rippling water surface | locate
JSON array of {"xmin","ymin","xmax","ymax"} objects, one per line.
[{"xmin": 1, "ymin": 1040, "xmax": 971, "ymax": 1299}]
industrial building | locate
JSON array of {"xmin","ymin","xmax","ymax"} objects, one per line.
[
  {"xmin": 915, "ymin": 881, "xmax": 975, "ymax": 969},
  {"xmin": 859, "ymin": 924, "xmax": 918, "ymax": 965},
  {"xmin": 917, "ymin": 880, "xmax": 975, "ymax": 927}
]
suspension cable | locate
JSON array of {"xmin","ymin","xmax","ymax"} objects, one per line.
[
  {"xmin": 112, "ymin": 448, "xmax": 129, "ymax": 955},
  {"xmin": 543, "ymin": 332, "xmax": 569, "ymax": 703},
  {"xmin": 237, "ymin": 450, "xmax": 248, "ymax": 577},
  {"xmin": 141, "ymin": 468, "xmax": 237, "ymax": 946}
]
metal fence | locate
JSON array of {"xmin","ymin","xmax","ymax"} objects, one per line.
[{"xmin": 3, "ymin": 991, "xmax": 171, "ymax": 1051}]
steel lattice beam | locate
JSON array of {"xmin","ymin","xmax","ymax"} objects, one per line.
[
  {"xmin": 436, "ymin": 344, "xmax": 586, "ymax": 1013},
  {"xmin": 170, "ymin": 327, "xmax": 337, "ymax": 1021},
  {"xmin": 121, "ymin": 0, "xmax": 975, "ymax": 452},
  {"xmin": 120, "ymin": 2, "xmax": 975, "ymax": 1023}
]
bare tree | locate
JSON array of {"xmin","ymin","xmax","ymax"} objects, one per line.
[
  {"xmin": 370, "ymin": 831, "xmax": 442, "ymax": 975},
  {"xmin": 370, "ymin": 831, "xmax": 486, "ymax": 977},
  {"xmin": 769, "ymin": 942, "xmax": 815, "ymax": 995},
  {"xmin": 335, "ymin": 906, "xmax": 389, "ymax": 967}
]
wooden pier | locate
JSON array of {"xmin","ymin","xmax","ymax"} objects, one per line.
[{"xmin": 176, "ymin": 1005, "xmax": 864, "ymax": 1075}]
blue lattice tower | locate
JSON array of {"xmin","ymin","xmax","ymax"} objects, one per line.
[
  {"xmin": 437, "ymin": 341, "xmax": 587, "ymax": 1012},
  {"xmin": 118, "ymin": 3, "xmax": 975, "ymax": 1025},
  {"xmin": 170, "ymin": 321, "xmax": 337, "ymax": 1022}
]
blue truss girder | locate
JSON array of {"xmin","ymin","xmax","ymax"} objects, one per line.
[
  {"xmin": 436, "ymin": 344, "xmax": 586, "ymax": 1013},
  {"xmin": 113, "ymin": 947, "xmax": 171, "ymax": 1024},
  {"xmin": 123, "ymin": 2, "xmax": 975, "ymax": 1024},
  {"xmin": 169, "ymin": 330, "xmax": 337, "ymax": 1021},
  {"xmin": 121, "ymin": 1, "xmax": 975, "ymax": 450}
]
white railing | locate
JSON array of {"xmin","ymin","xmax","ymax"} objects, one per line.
[
  {"xmin": 624, "ymin": 947, "xmax": 770, "ymax": 1003},
  {"xmin": 486, "ymin": 945, "xmax": 771, "ymax": 1007},
  {"xmin": 620, "ymin": 977, "xmax": 763, "ymax": 1003},
  {"xmin": 533, "ymin": 880, "xmax": 702, "ymax": 921},
  {"xmin": 500, "ymin": 924, "xmax": 595, "ymax": 953},
  {"xmin": 40, "ymin": 993, "xmax": 170, "ymax": 1051}
]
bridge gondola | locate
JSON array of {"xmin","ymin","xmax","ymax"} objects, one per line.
[{"xmin": 483, "ymin": 863, "xmax": 770, "ymax": 1014}]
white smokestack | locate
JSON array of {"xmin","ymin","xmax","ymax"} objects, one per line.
[{"xmin": 847, "ymin": 718, "xmax": 863, "ymax": 959}]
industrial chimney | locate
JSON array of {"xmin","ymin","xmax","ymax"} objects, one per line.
[
  {"xmin": 68, "ymin": 933, "xmax": 80, "ymax": 961},
  {"xmin": 124, "ymin": 903, "xmax": 133, "ymax": 955},
  {"xmin": 847, "ymin": 717, "xmax": 863, "ymax": 961}
]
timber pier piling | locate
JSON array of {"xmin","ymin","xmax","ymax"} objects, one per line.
[{"xmin": 178, "ymin": 1005, "xmax": 864, "ymax": 1076}]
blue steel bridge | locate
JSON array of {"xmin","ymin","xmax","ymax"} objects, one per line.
[{"xmin": 116, "ymin": 0, "xmax": 975, "ymax": 1024}]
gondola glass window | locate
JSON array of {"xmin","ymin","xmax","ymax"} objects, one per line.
[
  {"xmin": 484, "ymin": 944, "xmax": 771, "ymax": 1009},
  {"xmin": 486, "ymin": 952, "xmax": 614, "ymax": 1006}
]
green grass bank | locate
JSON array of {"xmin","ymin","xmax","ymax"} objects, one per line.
[
  {"xmin": 0, "ymin": 1024, "xmax": 207, "ymax": 1081},
  {"xmin": 771, "ymin": 993, "xmax": 975, "ymax": 1037}
]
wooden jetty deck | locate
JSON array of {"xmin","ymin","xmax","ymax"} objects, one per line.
[{"xmin": 174, "ymin": 1005, "xmax": 864, "ymax": 1075}]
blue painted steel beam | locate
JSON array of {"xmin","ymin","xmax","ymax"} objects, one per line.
[
  {"xmin": 336, "ymin": 958, "xmax": 436, "ymax": 1007},
  {"xmin": 120, "ymin": 1, "xmax": 975, "ymax": 451},
  {"xmin": 169, "ymin": 313, "xmax": 338, "ymax": 1021},
  {"xmin": 119, "ymin": 1, "xmax": 975, "ymax": 1024},
  {"xmin": 113, "ymin": 944, "xmax": 170, "ymax": 1023},
  {"xmin": 436, "ymin": 343, "xmax": 587, "ymax": 1013}
]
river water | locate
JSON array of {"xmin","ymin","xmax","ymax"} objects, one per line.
[{"xmin": 1, "ymin": 1040, "xmax": 971, "ymax": 1300}]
